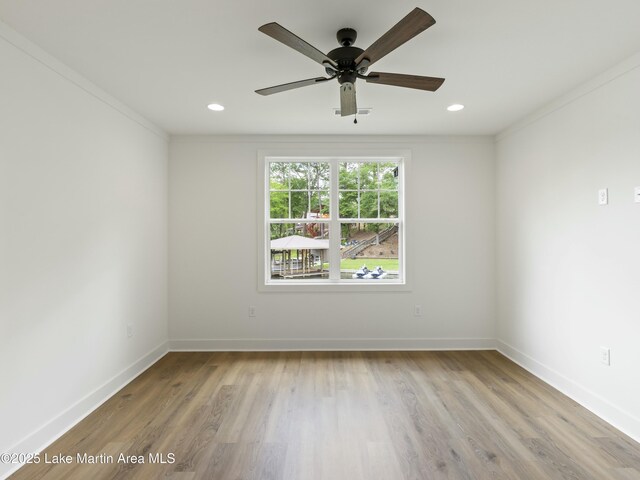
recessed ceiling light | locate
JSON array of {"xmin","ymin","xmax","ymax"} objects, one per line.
[
  {"xmin": 447, "ymin": 104, "xmax": 464, "ymax": 112},
  {"xmin": 207, "ymin": 103, "xmax": 225, "ymax": 111}
]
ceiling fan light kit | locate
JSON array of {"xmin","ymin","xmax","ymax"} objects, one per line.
[{"xmin": 255, "ymin": 7, "xmax": 445, "ymax": 119}]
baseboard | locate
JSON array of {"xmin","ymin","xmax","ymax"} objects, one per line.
[
  {"xmin": 496, "ymin": 340, "xmax": 640, "ymax": 443},
  {"xmin": 169, "ymin": 337, "xmax": 497, "ymax": 351},
  {"xmin": 1, "ymin": 342, "xmax": 169, "ymax": 480}
]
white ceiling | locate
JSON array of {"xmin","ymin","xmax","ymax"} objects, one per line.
[{"xmin": 1, "ymin": 0, "xmax": 640, "ymax": 136}]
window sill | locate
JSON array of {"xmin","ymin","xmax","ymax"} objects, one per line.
[{"xmin": 259, "ymin": 280, "xmax": 410, "ymax": 293}]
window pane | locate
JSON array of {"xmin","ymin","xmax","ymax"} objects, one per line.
[
  {"xmin": 339, "ymin": 223, "xmax": 399, "ymax": 280},
  {"xmin": 270, "ymin": 222, "xmax": 330, "ymax": 280},
  {"xmin": 304, "ymin": 221, "xmax": 330, "ymax": 239},
  {"xmin": 270, "ymin": 222, "xmax": 294, "ymax": 240},
  {"xmin": 269, "ymin": 162, "xmax": 289, "ymax": 190},
  {"xmin": 308, "ymin": 162, "xmax": 330, "ymax": 190},
  {"xmin": 310, "ymin": 191, "xmax": 329, "ymax": 217},
  {"xmin": 379, "ymin": 162, "xmax": 398, "ymax": 190},
  {"xmin": 339, "ymin": 191, "xmax": 358, "ymax": 218},
  {"xmin": 339, "ymin": 162, "xmax": 358, "ymax": 189},
  {"xmin": 360, "ymin": 191, "xmax": 378, "ymax": 218},
  {"xmin": 359, "ymin": 162, "xmax": 378, "ymax": 189},
  {"xmin": 270, "ymin": 191, "xmax": 289, "ymax": 218},
  {"xmin": 288, "ymin": 163, "xmax": 309, "ymax": 190},
  {"xmin": 291, "ymin": 191, "xmax": 309, "ymax": 218},
  {"xmin": 379, "ymin": 191, "xmax": 399, "ymax": 218},
  {"xmin": 319, "ymin": 192, "xmax": 329, "ymax": 216}
]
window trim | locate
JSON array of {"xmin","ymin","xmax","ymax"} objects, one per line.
[{"xmin": 257, "ymin": 149, "xmax": 411, "ymax": 292}]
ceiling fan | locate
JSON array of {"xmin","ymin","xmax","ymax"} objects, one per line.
[{"xmin": 255, "ymin": 7, "xmax": 445, "ymax": 118}]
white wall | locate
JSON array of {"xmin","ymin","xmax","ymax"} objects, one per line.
[
  {"xmin": 169, "ymin": 136, "xmax": 496, "ymax": 350},
  {"xmin": 0, "ymin": 23, "xmax": 169, "ymax": 474},
  {"xmin": 496, "ymin": 54, "xmax": 640, "ymax": 440}
]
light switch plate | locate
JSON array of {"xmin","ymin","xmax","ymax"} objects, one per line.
[
  {"xmin": 600, "ymin": 347, "xmax": 610, "ymax": 366},
  {"xmin": 598, "ymin": 188, "xmax": 608, "ymax": 205},
  {"xmin": 634, "ymin": 186, "xmax": 640, "ymax": 203}
]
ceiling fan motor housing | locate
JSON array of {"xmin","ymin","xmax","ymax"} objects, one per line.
[{"xmin": 328, "ymin": 38, "xmax": 364, "ymax": 85}]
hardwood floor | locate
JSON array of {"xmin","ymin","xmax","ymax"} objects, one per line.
[{"xmin": 9, "ymin": 351, "xmax": 640, "ymax": 479}]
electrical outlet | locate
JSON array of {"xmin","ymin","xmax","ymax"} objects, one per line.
[
  {"xmin": 413, "ymin": 304, "xmax": 422, "ymax": 317},
  {"xmin": 127, "ymin": 324, "xmax": 134, "ymax": 338},
  {"xmin": 598, "ymin": 188, "xmax": 608, "ymax": 205},
  {"xmin": 600, "ymin": 347, "xmax": 610, "ymax": 366},
  {"xmin": 248, "ymin": 306, "xmax": 256, "ymax": 317}
]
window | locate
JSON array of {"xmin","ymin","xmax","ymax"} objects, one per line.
[{"xmin": 262, "ymin": 155, "xmax": 405, "ymax": 287}]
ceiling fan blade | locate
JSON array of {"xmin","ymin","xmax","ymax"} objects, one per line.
[
  {"xmin": 259, "ymin": 22, "xmax": 337, "ymax": 69},
  {"xmin": 365, "ymin": 72, "xmax": 445, "ymax": 91},
  {"xmin": 355, "ymin": 8, "xmax": 435, "ymax": 69},
  {"xmin": 255, "ymin": 77, "xmax": 331, "ymax": 96},
  {"xmin": 340, "ymin": 83, "xmax": 357, "ymax": 117}
]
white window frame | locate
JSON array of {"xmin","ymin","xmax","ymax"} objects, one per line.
[{"xmin": 257, "ymin": 149, "xmax": 411, "ymax": 292}]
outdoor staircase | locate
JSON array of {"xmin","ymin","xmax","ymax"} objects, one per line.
[{"xmin": 340, "ymin": 225, "xmax": 398, "ymax": 259}]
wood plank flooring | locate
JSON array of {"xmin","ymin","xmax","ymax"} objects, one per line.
[{"xmin": 9, "ymin": 351, "xmax": 640, "ymax": 480}]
